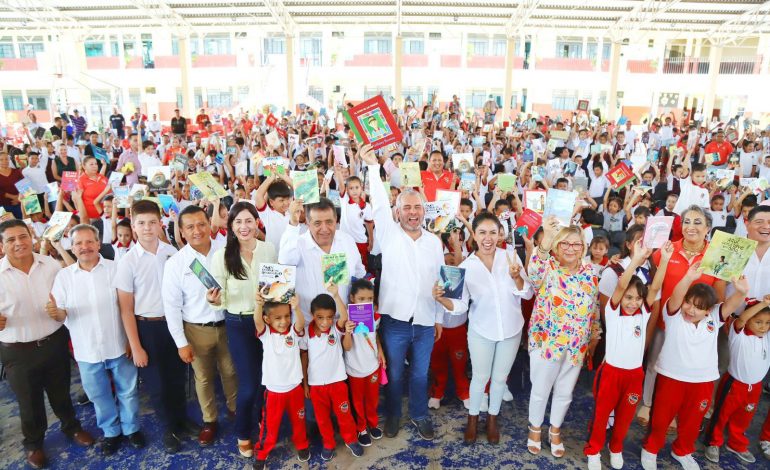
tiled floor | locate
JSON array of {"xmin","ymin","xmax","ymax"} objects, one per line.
[{"xmin": 0, "ymin": 352, "xmax": 766, "ymax": 469}]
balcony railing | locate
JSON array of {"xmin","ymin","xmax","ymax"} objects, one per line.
[
  {"xmin": 662, "ymin": 57, "xmax": 709, "ymax": 74},
  {"xmin": 537, "ymin": 57, "xmax": 594, "ymax": 71},
  {"xmin": 719, "ymin": 56, "xmax": 762, "ymax": 75},
  {"xmin": 627, "ymin": 59, "xmax": 656, "ymax": 73}
]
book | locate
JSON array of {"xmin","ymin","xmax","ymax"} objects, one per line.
[
  {"xmin": 348, "ymin": 303, "xmax": 376, "ymax": 334},
  {"xmin": 515, "ymin": 208, "xmax": 543, "ymax": 238},
  {"xmin": 497, "ymin": 174, "xmax": 517, "ymax": 193},
  {"xmin": 424, "ymin": 190, "xmax": 460, "ymax": 233},
  {"xmin": 471, "ymin": 136, "xmax": 485, "ymax": 148},
  {"xmin": 146, "ymin": 166, "xmax": 172, "ymax": 191},
  {"xmin": 751, "ymin": 178, "xmax": 769, "ymax": 195},
  {"xmin": 700, "ymin": 231, "xmax": 758, "ymax": 281},
  {"xmin": 129, "ymin": 183, "xmax": 148, "ymax": 201},
  {"xmin": 188, "ymin": 172, "xmax": 228, "ymax": 201},
  {"xmin": 42, "ymin": 211, "xmax": 72, "ymax": 241},
  {"xmin": 114, "ymin": 186, "xmax": 131, "ymax": 208},
  {"xmin": 739, "ymin": 177, "xmax": 756, "ymax": 188},
  {"xmin": 460, "ymin": 172, "xmax": 476, "ymax": 191},
  {"xmin": 400, "ymin": 162, "xmax": 422, "ymax": 187},
  {"xmin": 707, "ymin": 152, "xmax": 721, "ymax": 164},
  {"xmin": 328, "ymin": 189, "xmax": 341, "ymax": 207},
  {"xmin": 432, "ymin": 130, "xmax": 443, "ymax": 140},
  {"xmin": 321, "ymin": 252, "xmax": 349, "ymax": 285},
  {"xmin": 332, "ymin": 145, "xmax": 347, "ymax": 167},
  {"xmin": 543, "ymin": 188, "xmax": 576, "ymax": 226},
  {"xmin": 158, "ymin": 194, "xmax": 179, "ymax": 216},
  {"xmin": 91, "ymin": 144, "xmax": 110, "ymax": 164},
  {"xmin": 46, "ymin": 182, "xmax": 59, "ymax": 202},
  {"xmin": 189, "ymin": 258, "xmax": 221, "ymax": 290},
  {"xmin": 262, "ymin": 156, "xmax": 287, "ymax": 176},
  {"xmin": 265, "ymin": 130, "xmax": 281, "ymax": 148},
  {"xmin": 713, "ymin": 169, "xmax": 735, "ymax": 190},
  {"xmin": 547, "ymin": 139, "xmax": 559, "ymax": 153},
  {"xmin": 452, "ymin": 153, "xmax": 474, "ymax": 173},
  {"xmin": 265, "ymin": 113, "xmax": 277, "ymax": 128},
  {"xmin": 577, "ymin": 99, "xmax": 589, "ymax": 112},
  {"xmin": 643, "ymin": 215, "xmax": 674, "ymax": 249},
  {"xmin": 524, "ymin": 189, "xmax": 547, "ymax": 214},
  {"xmin": 532, "ymin": 166, "xmax": 546, "ymax": 182},
  {"xmin": 550, "ymin": 130, "xmax": 569, "ymax": 140},
  {"xmin": 522, "ymin": 148, "xmax": 534, "ymax": 162},
  {"xmin": 108, "ymin": 171, "xmax": 124, "ymax": 188},
  {"xmin": 606, "ymin": 162, "xmax": 635, "ymax": 190},
  {"xmin": 15, "ymin": 179, "xmax": 35, "ymax": 198},
  {"xmin": 61, "ymin": 171, "xmax": 78, "ymax": 192},
  {"xmin": 563, "ymin": 160, "xmax": 578, "ymax": 176},
  {"xmin": 290, "ymin": 170, "xmax": 320, "ymax": 204},
  {"xmin": 258, "ymin": 263, "xmax": 296, "ymax": 303},
  {"xmin": 172, "ymin": 154, "xmax": 188, "ymax": 172},
  {"xmin": 439, "ymin": 265, "xmax": 466, "ymax": 300},
  {"xmin": 343, "ymin": 95, "xmax": 403, "ymax": 151},
  {"xmin": 0, "ymin": 207, "xmax": 13, "ymax": 222},
  {"xmin": 573, "ymin": 176, "xmax": 589, "ymax": 193},
  {"xmin": 647, "ymin": 149, "xmax": 659, "ymax": 163},
  {"xmin": 22, "ymin": 194, "xmax": 41, "ymax": 215}
]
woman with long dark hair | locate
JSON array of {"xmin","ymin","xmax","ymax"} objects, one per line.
[{"xmin": 207, "ymin": 201, "xmax": 277, "ymax": 457}]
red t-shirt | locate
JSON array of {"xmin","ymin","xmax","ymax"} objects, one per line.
[
  {"xmin": 704, "ymin": 140, "xmax": 734, "ymax": 166},
  {"xmin": 420, "ymin": 169, "xmax": 455, "ymax": 202},
  {"xmin": 0, "ymin": 168, "xmax": 23, "ymax": 206},
  {"xmin": 78, "ymin": 173, "xmax": 108, "ymax": 219}
]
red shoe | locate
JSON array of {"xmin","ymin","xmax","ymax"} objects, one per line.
[{"xmin": 198, "ymin": 422, "xmax": 217, "ymax": 447}]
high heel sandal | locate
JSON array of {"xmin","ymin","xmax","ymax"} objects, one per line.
[
  {"xmin": 527, "ymin": 426, "xmax": 541, "ymax": 455},
  {"xmin": 548, "ymin": 427, "xmax": 565, "ymax": 458}
]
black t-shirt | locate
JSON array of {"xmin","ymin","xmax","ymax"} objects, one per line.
[
  {"xmin": 110, "ymin": 114, "xmax": 125, "ymax": 130},
  {"xmin": 171, "ymin": 117, "xmax": 187, "ymax": 134},
  {"xmin": 50, "ymin": 125, "xmax": 62, "ymax": 139}
]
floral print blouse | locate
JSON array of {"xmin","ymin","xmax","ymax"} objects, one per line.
[{"xmin": 527, "ymin": 251, "xmax": 599, "ymax": 366}]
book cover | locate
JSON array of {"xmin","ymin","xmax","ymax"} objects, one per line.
[
  {"xmin": 265, "ymin": 113, "xmax": 277, "ymax": 128},
  {"xmin": 265, "ymin": 130, "xmax": 281, "ymax": 148},
  {"xmin": 22, "ymin": 194, "xmax": 41, "ymax": 215},
  {"xmin": 332, "ymin": 145, "xmax": 347, "ymax": 167},
  {"xmin": 577, "ymin": 100, "xmax": 589, "ymax": 112},
  {"xmin": 321, "ymin": 252, "xmax": 349, "ymax": 285},
  {"xmin": 15, "ymin": 179, "xmax": 35, "ymax": 198},
  {"xmin": 460, "ymin": 172, "xmax": 476, "ymax": 191},
  {"xmin": 0, "ymin": 207, "xmax": 13, "ymax": 222},
  {"xmin": 158, "ymin": 194, "xmax": 179, "ymax": 216},
  {"xmin": 532, "ymin": 166, "xmax": 546, "ymax": 182},
  {"xmin": 751, "ymin": 178, "xmax": 769, "ymax": 195},
  {"xmin": 108, "ymin": 171, "xmax": 124, "ymax": 188},
  {"xmin": 524, "ymin": 189, "xmax": 547, "ymax": 214},
  {"xmin": 707, "ymin": 152, "xmax": 721, "ymax": 164},
  {"xmin": 172, "ymin": 154, "xmax": 188, "ymax": 172},
  {"xmin": 606, "ymin": 162, "xmax": 635, "ymax": 190},
  {"xmin": 343, "ymin": 95, "xmax": 403, "ymax": 151},
  {"xmin": 262, "ymin": 156, "xmax": 287, "ymax": 176},
  {"xmin": 46, "ymin": 182, "xmax": 60, "ymax": 202},
  {"xmin": 348, "ymin": 303, "xmax": 376, "ymax": 334},
  {"xmin": 643, "ymin": 215, "xmax": 674, "ymax": 249},
  {"xmin": 563, "ymin": 161, "xmax": 578, "ymax": 176},
  {"xmin": 452, "ymin": 153, "xmax": 474, "ymax": 173},
  {"xmin": 188, "ymin": 172, "xmax": 228, "ymax": 201},
  {"xmin": 61, "ymin": 171, "xmax": 78, "ymax": 192},
  {"xmin": 425, "ymin": 190, "xmax": 460, "ymax": 233},
  {"xmin": 547, "ymin": 139, "xmax": 559, "ymax": 153},
  {"xmin": 114, "ymin": 186, "xmax": 131, "ymax": 208},
  {"xmin": 400, "ymin": 162, "xmax": 422, "ymax": 187},
  {"xmin": 290, "ymin": 170, "xmax": 320, "ymax": 204},
  {"xmin": 497, "ymin": 174, "xmax": 517, "ymax": 193},
  {"xmin": 543, "ymin": 188, "xmax": 576, "ymax": 226},
  {"xmin": 258, "ymin": 263, "xmax": 296, "ymax": 304},
  {"xmin": 328, "ymin": 189, "xmax": 341, "ymax": 207},
  {"xmin": 471, "ymin": 136, "xmax": 486, "ymax": 148},
  {"xmin": 713, "ymin": 169, "xmax": 735, "ymax": 190},
  {"xmin": 700, "ymin": 231, "xmax": 758, "ymax": 281},
  {"xmin": 550, "ymin": 130, "xmax": 569, "ymax": 140},
  {"xmin": 42, "ymin": 211, "xmax": 72, "ymax": 241},
  {"xmin": 146, "ymin": 166, "xmax": 172, "ymax": 191},
  {"xmin": 91, "ymin": 144, "xmax": 110, "ymax": 164},
  {"xmin": 515, "ymin": 208, "xmax": 543, "ymax": 238},
  {"xmin": 522, "ymin": 148, "xmax": 534, "ymax": 162},
  {"xmin": 573, "ymin": 176, "xmax": 589, "ymax": 193},
  {"xmin": 647, "ymin": 149, "xmax": 660, "ymax": 163},
  {"xmin": 189, "ymin": 258, "xmax": 221, "ymax": 290},
  {"xmin": 432, "ymin": 130, "xmax": 443, "ymax": 140},
  {"xmin": 439, "ymin": 265, "xmax": 466, "ymax": 300},
  {"xmin": 129, "ymin": 183, "xmax": 148, "ymax": 201}
]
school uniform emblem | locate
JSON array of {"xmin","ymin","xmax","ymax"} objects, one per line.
[
  {"xmin": 699, "ymin": 399, "xmax": 709, "ymax": 411},
  {"xmin": 297, "ymin": 408, "xmax": 305, "ymax": 419},
  {"xmin": 371, "ymin": 374, "xmax": 379, "ymax": 383},
  {"xmin": 285, "ymin": 335, "xmax": 294, "ymax": 347},
  {"xmin": 706, "ymin": 320, "xmax": 715, "ymax": 333},
  {"xmin": 627, "ymin": 393, "xmax": 639, "ymax": 405},
  {"xmin": 454, "ymin": 351, "xmax": 464, "ymax": 360},
  {"xmin": 339, "ymin": 401, "xmax": 350, "ymax": 413},
  {"xmin": 746, "ymin": 403, "xmax": 755, "ymax": 412},
  {"xmin": 634, "ymin": 325, "xmax": 641, "ymax": 338},
  {"xmin": 327, "ymin": 334, "xmax": 336, "ymax": 346}
]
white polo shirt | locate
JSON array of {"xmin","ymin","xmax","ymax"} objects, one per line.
[
  {"xmin": 300, "ymin": 322, "xmax": 347, "ymax": 386},
  {"xmin": 257, "ymin": 203, "xmax": 290, "ymax": 251},
  {"xmin": 52, "ymin": 257, "xmax": 126, "ymax": 363},
  {"xmin": 604, "ymin": 300, "xmax": 651, "ymax": 370},
  {"xmin": 339, "ymin": 193, "xmax": 373, "ymax": 244},
  {"xmin": 655, "ymin": 303, "xmax": 724, "ymax": 383},
  {"xmin": 344, "ymin": 313, "xmax": 381, "ymax": 378},
  {"xmin": 113, "ymin": 240, "xmax": 177, "ymax": 318},
  {"xmin": 258, "ymin": 324, "xmax": 304, "ymax": 393},
  {"xmin": 673, "ymin": 177, "xmax": 709, "ymax": 215},
  {"xmin": 727, "ymin": 322, "xmax": 770, "ymax": 385}
]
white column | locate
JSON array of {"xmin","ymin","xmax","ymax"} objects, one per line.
[
  {"xmin": 178, "ymin": 36, "xmax": 195, "ymax": 117},
  {"xmin": 607, "ymin": 41, "xmax": 621, "ymax": 122},
  {"xmin": 286, "ymin": 34, "xmax": 295, "ymax": 111},
  {"xmin": 502, "ymin": 36, "xmax": 515, "ymax": 123},
  {"xmin": 12, "ymin": 35, "xmax": 20, "ymax": 58},
  {"xmin": 394, "ymin": 35, "xmax": 403, "ymax": 108},
  {"xmin": 702, "ymin": 45, "xmax": 723, "ymax": 122},
  {"xmin": 595, "ymin": 36, "xmax": 604, "ymax": 72},
  {"xmin": 582, "ymin": 36, "xmax": 588, "ymax": 59}
]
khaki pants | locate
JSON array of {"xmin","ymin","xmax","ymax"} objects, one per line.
[{"xmin": 183, "ymin": 323, "xmax": 238, "ymax": 423}]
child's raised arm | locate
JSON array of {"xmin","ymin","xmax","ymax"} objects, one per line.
[
  {"xmin": 721, "ymin": 275, "xmax": 750, "ymax": 321},
  {"xmin": 647, "ymin": 241, "xmax": 673, "ymax": 306},
  {"xmin": 734, "ymin": 294, "xmax": 770, "ymax": 331},
  {"xmin": 326, "ymin": 282, "xmax": 348, "ymax": 328},
  {"xmin": 253, "ymin": 292, "xmax": 266, "ymax": 335},
  {"xmin": 668, "ymin": 261, "xmax": 703, "ymax": 313},
  {"xmin": 610, "ymin": 239, "xmax": 652, "ymax": 313},
  {"xmin": 290, "ymin": 294, "xmax": 305, "ymax": 333}
]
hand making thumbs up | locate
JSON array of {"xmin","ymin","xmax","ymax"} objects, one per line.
[{"xmin": 46, "ymin": 294, "xmax": 66, "ymax": 322}]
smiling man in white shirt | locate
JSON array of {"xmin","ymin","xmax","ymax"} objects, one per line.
[{"xmin": 359, "ymin": 143, "xmax": 444, "ymax": 441}]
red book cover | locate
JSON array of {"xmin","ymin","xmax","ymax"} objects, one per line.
[
  {"xmin": 515, "ymin": 208, "xmax": 542, "ymax": 238},
  {"xmin": 265, "ymin": 114, "xmax": 277, "ymax": 128},
  {"xmin": 606, "ymin": 162, "xmax": 635, "ymax": 189},
  {"xmin": 61, "ymin": 171, "xmax": 78, "ymax": 192},
  {"xmin": 343, "ymin": 95, "xmax": 403, "ymax": 150}
]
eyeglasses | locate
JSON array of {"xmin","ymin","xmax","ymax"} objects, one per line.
[{"xmin": 558, "ymin": 241, "xmax": 584, "ymax": 252}]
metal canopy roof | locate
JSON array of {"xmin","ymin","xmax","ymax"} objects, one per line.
[{"xmin": 1, "ymin": 0, "xmax": 769, "ymax": 41}]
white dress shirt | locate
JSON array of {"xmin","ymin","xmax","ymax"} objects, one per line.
[
  {"xmin": 162, "ymin": 238, "xmax": 226, "ymax": 348},
  {"xmin": 367, "ymin": 164, "xmax": 445, "ymax": 327},
  {"xmin": 113, "ymin": 241, "xmax": 177, "ymax": 317},
  {"xmin": 52, "ymin": 257, "xmax": 127, "ymax": 363},
  {"xmin": 0, "ymin": 254, "xmax": 62, "ymax": 343},
  {"xmin": 447, "ymin": 249, "xmax": 533, "ymax": 341},
  {"xmin": 278, "ymin": 224, "xmax": 365, "ymax": 321}
]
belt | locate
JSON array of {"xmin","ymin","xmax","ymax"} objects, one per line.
[
  {"xmin": 135, "ymin": 315, "xmax": 166, "ymax": 322},
  {"xmin": 185, "ymin": 320, "xmax": 225, "ymax": 327},
  {"xmin": 0, "ymin": 330, "xmax": 57, "ymax": 349}
]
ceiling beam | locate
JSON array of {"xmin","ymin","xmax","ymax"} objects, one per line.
[
  {"xmin": 607, "ymin": 0, "xmax": 683, "ymax": 43},
  {"xmin": 396, "ymin": 0, "xmax": 402, "ymax": 36},
  {"xmin": 706, "ymin": 0, "xmax": 770, "ymax": 46},
  {"xmin": 263, "ymin": 0, "xmax": 297, "ymax": 35},
  {"xmin": 0, "ymin": 0, "xmax": 87, "ymax": 35},
  {"xmin": 505, "ymin": 0, "xmax": 541, "ymax": 37},
  {"xmin": 131, "ymin": 0, "xmax": 195, "ymax": 35}
]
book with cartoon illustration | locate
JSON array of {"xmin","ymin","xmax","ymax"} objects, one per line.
[
  {"xmin": 497, "ymin": 174, "xmax": 517, "ymax": 193},
  {"xmin": 606, "ymin": 162, "xmax": 635, "ymax": 190},
  {"xmin": 348, "ymin": 303, "xmax": 376, "ymax": 335},
  {"xmin": 22, "ymin": 194, "xmax": 41, "ymax": 215},
  {"xmin": 343, "ymin": 95, "xmax": 403, "ymax": 151},
  {"xmin": 643, "ymin": 215, "xmax": 673, "ymax": 249},
  {"xmin": 321, "ymin": 252, "xmax": 349, "ymax": 285},
  {"xmin": 515, "ymin": 208, "xmax": 543, "ymax": 238},
  {"xmin": 424, "ymin": 190, "xmax": 460, "ymax": 234},
  {"xmin": 524, "ymin": 189, "xmax": 547, "ymax": 214},
  {"xmin": 129, "ymin": 183, "xmax": 148, "ymax": 201},
  {"xmin": 439, "ymin": 265, "xmax": 466, "ymax": 300},
  {"xmin": 188, "ymin": 172, "xmax": 228, "ymax": 201},
  {"xmin": 452, "ymin": 153, "xmax": 474, "ymax": 173},
  {"xmin": 460, "ymin": 172, "xmax": 476, "ymax": 191},
  {"xmin": 189, "ymin": 258, "xmax": 221, "ymax": 290},
  {"xmin": 114, "ymin": 186, "xmax": 131, "ymax": 208},
  {"xmin": 400, "ymin": 162, "xmax": 422, "ymax": 187},
  {"xmin": 258, "ymin": 263, "xmax": 296, "ymax": 304},
  {"xmin": 290, "ymin": 170, "xmax": 320, "ymax": 204},
  {"xmin": 700, "ymin": 231, "xmax": 758, "ymax": 281},
  {"xmin": 158, "ymin": 194, "xmax": 180, "ymax": 217},
  {"xmin": 42, "ymin": 211, "xmax": 72, "ymax": 241},
  {"xmin": 61, "ymin": 171, "xmax": 78, "ymax": 192}
]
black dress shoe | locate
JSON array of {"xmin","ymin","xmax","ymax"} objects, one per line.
[
  {"xmin": 178, "ymin": 419, "xmax": 201, "ymax": 438},
  {"xmin": 101, "ymin": 436, "xmax": 122, "ymax": 456},
  {"xmin": 127, "ymin": 431, "xmax": 146, "ymax": 449},
  {"xmin": 163, "ymin": 432, "xmax": 181, "ymax": 454},
  {"xmin": 384, "ymin": 416, "xmax": 400, "ymax": 438}
]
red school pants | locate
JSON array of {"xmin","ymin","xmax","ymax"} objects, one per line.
[
  {"xmin": 356, "ymin": 242, "xmax": 369, "ymax": 272},
  {"xmin": 429, "ymin": 323, "xmax": 470, "ymax": 401},
  {"xmin": 705, "ymin": 373, "xmax": 762, "ymax": 452},
  {"xmin": 584, "ymin": 362, "xmax": 644, "ymax": 455},
  {"xmin": 255, "ymin": 385, "xmax": 308, "ymax": 460},
  {"xmin": 643, "ymin": 374, "xmax": 714, "ymax": 456},
  {"xmin": 348, "ymin": 370, "xmax": 380, "ymax": 433},
  {"xmin": 310, "ymin": 380, "xmax": 358, "ymax": 449}
]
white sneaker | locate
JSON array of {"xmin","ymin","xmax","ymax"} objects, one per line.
[
  {"xmin": 587, "ymin": 453, "xmax": 602, "ymax": 470},
  {"xmin": 428, "ymin": 397, "xmax": 441, "ymax": 410},
  {"xmin": 670, "ymin": 451, "xmax": 700, "ymax": 470},
  {"xmin": 479, "ymin": 393, "xmax": 489, "ymax": 413},
  {"xmin": 704, "ymin": 407, "xmax": 713, "ymax": 419},
  {"xmin": 462, "ymin": 398, "xmax": 470, "ymax": 410},
  {"xmin": 609, "ymin": 451, "xmax": 623, "ymax": 469},
  {"xmin": 640, "ymin": 449, "xmax": 657, "ymax": 470},
  {"xmin": 760, "ymin": 440, "xmax": 770, "ymax": 460},
  {"xmin": 502, "ymin": 388, "xmax": 513, "ymax": 402}
]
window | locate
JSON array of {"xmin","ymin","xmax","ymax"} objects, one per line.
[
  {"xmin": 300, "ymin": 34, "xmax": 322, "ymax": 66},
  {"xmin": 427, "ymin": 87, "xmax": 439, "ymax": 104},
  {"xmin": 176, "ymin": 88, "xmax": 183, "ymax": 109},
  {"xmin": 171, "ymin": 36, "xmax": 179, "ymax": 56},
  {"xmin": 194, "ymin": 88, "xmax": 203, "ymax": 108},
  {"xmin": 2, "ymin": 91, "xmax": 23, "ymax": 111},
  {"xmin": 190, "ymin": 35, "xmax": 200, "ymax": 56},
  {"xmin": 141, "ymin": 33, "xmax": 153, "ymax": 68},
  {"xmin": 85, "ymin": 41, "xmax": 105, "ymax": 57},
  {"xmin": 552, "ymin": 89, "xmax": 579, "ymax": 110},
  {"xmin": 587, "ymin": 42, "xmax": 611, "ymax": 61},
  {"xmin": 207, "ymin": 89, "xmax": 232, "ymax": 108},
  {"xmin": 556, "ymin": 41, "xmax": 582, "ymax": 58},
  {"xmin": 465, "ymin": 90, "xmax": 486, "ymax": 110},
  {"xmin": 110, "ymin": 36, "xmax": 119, "ymax": 56},
  {"xmin": 129, "ymin": 89, "xmax": 141, "ymax": 109},
  {"xmin": 0, "ymin": 41, "xmax": 14, "ymax": 58},
  {"xmin": 402, "ymin": 87, "xmax": 423, "ymax": 108},
  {"xmin": 308, "ymin": 86, "xmax": 323, "ymax": 104},
  {"xmin": 364, "ymin": 33, "xmax": 392, "ymax": 54},
  {"xmin": 402, "ymin": 34, "xmax": 424, "ymax": 55},
  {"xmin": 468, "ymin": 35, "xmax": 489, "ymax": 56},
  {"xmin": 89, "ymin": 90, "xmax": 111, "ymax": 128},
  {"xmin": 263, "ymin": 36, "xmax": 285, "ymax": 64},
  {"xmin": 492, "ymin": 36, "xmax": 506, "ymax": 56},
  {"xmin": 597, "ymin": 91, "xmax": 608, "ymax": 108},
  {"xmin": 19, "ymin": 43, "xmax": 43, "ymax": 58},
  {"xmin": 123, "ymin": 36, "xmax": 137, "ymax": 57},
  {"xmin": 363, "ymin": 86, "xmax": 390, "ymax": 100},
  {"xmin": 203, "ymin": 34, "xmax": 231, "ymax": 55},
  {"xmin": 27, "ymin": 91, "xmax": 48, "ymax": 111}
]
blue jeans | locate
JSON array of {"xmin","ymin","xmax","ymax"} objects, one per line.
[
  {"xmin": 225, "ymin": 312, "xmax": 264, "ymax": 440},
  {"xmin": 380, "ymin": 315, "xmax": 434, "ymax": 421},
  {"xmin": 78, "ymin": 355, "xmax": 140, "ymax": 438}
]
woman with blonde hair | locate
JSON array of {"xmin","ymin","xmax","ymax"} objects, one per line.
[{"xmin": 525, "ymin": 216, "xmax": 601, "ymax": 458}]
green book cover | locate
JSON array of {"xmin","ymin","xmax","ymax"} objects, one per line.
[
  {"xmin": 343, "ymin": 110, "xmax": 364, "ymax": 144},
  {"xmin": 22, "ymin": 194, "xmax": 41, "ymax": 215},
  {"xmin": 700, "ymin": 231, "xmax": 757, "ymax": 281},
  {"xmin": 497, "ymin": 174, "xmax": 517, "ymax": 193},
  {"xmin": 321, "ymin": 252, "xmax": 349, "ymax": 285},
  {"xmin": 291, "ymin": 170, "xmax": 320, "ymax": 204}
]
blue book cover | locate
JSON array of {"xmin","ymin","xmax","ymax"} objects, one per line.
[
  {"xmin": 543, "ymin": 188, "xmax": 577, "ymax": 226},
  {"xmin": 439, "ymin": 265, "xmax": 466, "ymax": 300}
]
